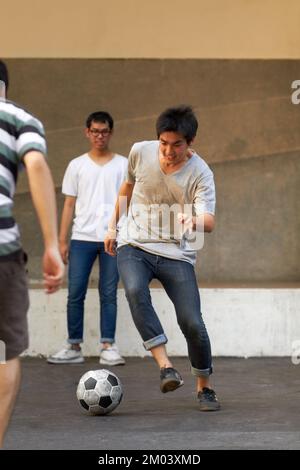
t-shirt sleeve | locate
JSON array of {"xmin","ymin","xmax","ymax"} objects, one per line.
[
  {"xmin": 126, "ymin": 143, "xmax": 140, "ymax": 184},
  {"xmin": 16, "ymin": 114, "xmax": 47, "ymax": 162},
  {"xmin": 62, "ymin": 162, "xmax": 78, "ymax": 196},
  {"xmin": 193, "ymin": 167, "xmax": 216, "ymax": 216}
]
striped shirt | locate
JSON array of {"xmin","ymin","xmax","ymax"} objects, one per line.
[{"xmin": 0, "ymin": 99, "xmax": 47, "ymax": 257}]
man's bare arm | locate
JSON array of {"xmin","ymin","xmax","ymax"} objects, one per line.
[
  {"xmin": 59, "ymin": 196, "xmax": 76, "ymax": 264},
  {"xmin": 23, "ymin": 151, "xmax": 64, "ymax": 293},
  {"xmin": 178, "ymin": 213, "xmax": 215, "ymax": 234},
  {"xmin": 104, "ymin": 181, "xmax": 134, "ymax": 256}
]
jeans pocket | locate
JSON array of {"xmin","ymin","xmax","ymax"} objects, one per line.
[{"xmin": 117, "ymin": 245, "xmax": 144, "ymax": 262}]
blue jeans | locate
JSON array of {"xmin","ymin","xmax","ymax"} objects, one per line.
[
  {"xmin": 67, "ymin": 240, "xmax": 119, "ymax": 344},
  {"xmin": 117, "ymin": 245, "xmax": 212, "ymax": 377}
]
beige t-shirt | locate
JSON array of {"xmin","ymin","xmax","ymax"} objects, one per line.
[{"xmin": 117, "ymin": 140, "xmax": 216, "ymax": 265}]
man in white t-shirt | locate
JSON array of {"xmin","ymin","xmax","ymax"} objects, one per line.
[{"xmin": 48, "ymin": 112, "xmax": 127, "ymax": 366}]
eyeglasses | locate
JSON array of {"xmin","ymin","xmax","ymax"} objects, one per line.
[{"xmin": 89, "ymin": 128, "xmax": 111, "ymax": 137}]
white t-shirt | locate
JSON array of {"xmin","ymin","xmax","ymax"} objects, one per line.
[{"xmin": 62, "ymin": 153, "xmax": 127, "ymax": 241}]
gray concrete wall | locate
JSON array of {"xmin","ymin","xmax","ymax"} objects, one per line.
[{"xmin": 5, "ymin": 59, "xmax": 300, "ymax": 283}]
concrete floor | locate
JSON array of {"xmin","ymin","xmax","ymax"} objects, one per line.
[{"xmin": 3, "ymin": 357, "xmax": 300, "ymax": 450}]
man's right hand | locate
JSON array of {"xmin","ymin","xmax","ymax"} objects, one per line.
[
  {"xmin": 59, "ymin": 240, "xmax": 69, "ymax": 264},
  {"xmin": 43, "ymin": 246, "xmax": 65, "ymax": 294},
  {"xmin": 104, "ymin": 230, "xmax": 117, "ymax": 256}
]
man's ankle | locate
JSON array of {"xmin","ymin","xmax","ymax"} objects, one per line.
[
  {"xmin": 197, "ymin": 378, "xmax": 210, "ymax": 392},
  {"xmin": 71, "ymin": 344, "xmax": 81, "ymax": 351}
]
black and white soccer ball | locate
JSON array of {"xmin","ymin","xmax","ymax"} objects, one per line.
[{"xmin": 76, "ymin": 369, "xmax": 123, "ymax": 415}]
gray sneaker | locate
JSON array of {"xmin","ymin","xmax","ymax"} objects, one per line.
[
  {"xmin": 47, "ymin": 346, "xmax": 84, "ymax": 364},
  {"xmin": 198, "ymin": 387, "xmax": 220, "ymax": 411},
  {"xmin": 160, "ymin": 367, "xmax": 184, "ymax": 393}
]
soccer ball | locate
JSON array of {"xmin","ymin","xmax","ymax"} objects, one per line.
[{"xmin": 76, "ymin": 369, "xmax": 123, "ymax": 415}]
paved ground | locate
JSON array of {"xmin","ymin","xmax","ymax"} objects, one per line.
[{"xmin": 3, "ymin": 357, "xmax": 300, "ymax": 450}]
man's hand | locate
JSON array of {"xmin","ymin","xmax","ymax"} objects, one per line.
[
  {"xmin": 43, "ymin": 246, "xmax": 65, "ymax": 294},
  {"xmin": 59, "ymin": 240, "xmax": 69, "ymax": 265},
  {"xmin": 104, "ymin": 229, "xmax": 117, "ymax": 256},
  {"xmin": 178, "ymin": 213, "xmax": 215, "ymax": 234},
  {"xmin": 177, "ymin": 212, "xmax": 193, "ymax": 234}
]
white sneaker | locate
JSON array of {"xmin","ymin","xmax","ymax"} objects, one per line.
[
  {"xmin": 47, "ymin": 345, "xmax": 84, "ymax": 364},
  {"xmin": 99, "ymin": 344, "xmax": 125, "ymax": 366}
]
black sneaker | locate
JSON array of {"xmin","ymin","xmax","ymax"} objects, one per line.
[
  {"xmin": 198, "ymin": 387, "xmax": 220, "ymax": 411},
  {"xmin": 160, "ymin": 367, "xmax": 184, "ymax": 393}
]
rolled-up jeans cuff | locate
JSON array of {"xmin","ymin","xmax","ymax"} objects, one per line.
[
  {"xmin": 100, "ymin": 337, "xmax": 115, "ymax": 344},
  {"xmin": 191, "ymin": 365, "xmax": 213, "ymax": 377},
  {"xmin": 143, "ymin": 334, "xmax": 168, "ymax": 351},
  {"xmin": 68, "ymin": 338, "xmax": 83, "ymax": 345}
]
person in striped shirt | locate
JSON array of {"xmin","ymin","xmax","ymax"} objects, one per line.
[{"xmin": 0, "ymin": 60, "xmax": 64, "ymax": 447}]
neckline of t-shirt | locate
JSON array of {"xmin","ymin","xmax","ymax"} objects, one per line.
[
  {"xmin": 157, "ymin": 145, "xmax": 195, "ymax": 177},
  {"xmin": 86, "ymin": 152, "xmax": 117, "ymax": 168}
]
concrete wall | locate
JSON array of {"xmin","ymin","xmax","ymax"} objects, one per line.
[
  {"xmin": 2, "ymin": 0, "xmax": 300, "ymax": 58},
  {"xmin": 26, "ymin": 288, "xmax": 300, "ymax": 358},
  {"xmin": 2, "ymin": 2, "xmax": 299, "ymax": 359},
  {"xmin": 4, "ymin": 58, "xmax": 299, "ymax": 283}
]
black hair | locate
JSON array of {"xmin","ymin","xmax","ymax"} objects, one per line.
[
  {"xmin": 0, "ymin": 60, "xmax": 9, "ymax": 90},
  {"xmin": 86, "ymin": 111, "xmax": 114, "ymax": 130},
  {"xmin": 156, "ymin": 105, "xmax": 198, "ymax": 144}
]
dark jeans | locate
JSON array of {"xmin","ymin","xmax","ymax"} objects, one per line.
[
  {"xmin": 117, "ymin": 245, "xmax": 212, "ymax": 377},
  {"xmin": 67, "ymin": 240, "xmax": 119, "ymax": 344}
]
